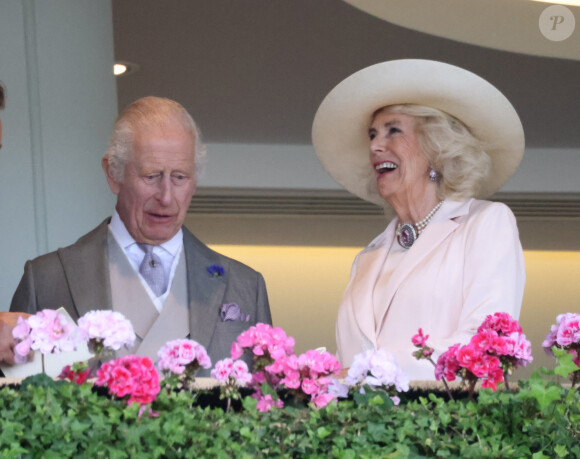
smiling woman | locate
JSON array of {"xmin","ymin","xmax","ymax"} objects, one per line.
[{"xmin": 312, "ymin": 59, "xmax": 526, "ymax": 380}]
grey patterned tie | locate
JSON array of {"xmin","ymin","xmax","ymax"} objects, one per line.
[{"xmin": 138, "ymin": 244, "xmax": 165, "ymax": 296}]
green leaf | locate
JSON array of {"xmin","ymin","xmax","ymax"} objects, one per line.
[
  {"xmin": 526, "ymin": 381, "xmax": 562, "ymax": 411},
  {"xmin": 553, "ymin": 347, "xmax": 580, "ymax": 378},
  {"xmin": 316, "ymin": 426, "xmax": 331, "ymax": 439},
  {"xmin": 554, "ymin": 444, "xmax": 568, "ymax": 457}
]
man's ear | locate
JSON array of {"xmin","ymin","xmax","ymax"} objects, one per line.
[{"xmin": 102, "ymin": 157, "xmax": 121, "ymax": 195}]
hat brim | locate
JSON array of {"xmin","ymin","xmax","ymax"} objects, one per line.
[{"xmin": 312, "ymin": 59, "xmax": 525, "ymax": 206}]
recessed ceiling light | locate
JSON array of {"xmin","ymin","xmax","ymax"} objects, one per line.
[{"xmin": 113, "ymin": 61, "xmax": 140, "ymax": 77}]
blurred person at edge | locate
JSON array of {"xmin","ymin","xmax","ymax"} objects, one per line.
[{"xmin": 0, "ymin": 81, "xmax": 31, "ymax": 366}]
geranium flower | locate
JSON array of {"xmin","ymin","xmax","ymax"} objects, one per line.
[
  {"xmin": 157, "ymin": 339, "xmax": 211, "ymax": 381},
  {"xmin": 96, "ymin": 355, "xmax": 160, "ymax": 405},
  {"xmin": 77, "ymin": 310, "xmax": 136, "ymax": 354},
  {"xmin": 412, "ymin": 328, "xmax": 429, "ymax": 347},
  {"xmin": 345, "ymin": 348, "xmax": 409, "ymax": 405},
  {"xmin": 433, "ymin": 313, "xmax": 531, "ymax": 393},
  {"xmin": 59, "ymin": 362, "xmax": 92, "ymax": 385},
  {"xmin": 231, "ymin": 323, "xmax": 295, "ymax": 365},
  {"xmin": 12, "ymin": 309, "xmax": 77, "ymax": 365},
  {"xmin": 543, "ymin": 313, "xmax": 580, "ymax": 385},
  {"xmin": 211, "ymin": 358, "xmax": 251, "ymax": 385}
]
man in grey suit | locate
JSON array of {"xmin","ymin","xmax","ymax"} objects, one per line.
[{"xmin": 4, "ymin": 96, "xmax": 272, "ymax": 371}]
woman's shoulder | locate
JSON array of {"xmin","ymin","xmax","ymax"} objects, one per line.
[
  {"xmin": 448, "ymin": 199, "xmax": 518, "ymax": 240},
  {"xmin": 446, "ymin": 198, "xmax": 515, "ymax": 221},
  {"xmin": 468, "ymin": 199, "xmax": 515, "ymax": 220}
]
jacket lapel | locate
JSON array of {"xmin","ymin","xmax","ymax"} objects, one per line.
[
  {"xmin": 57, "ymin": 219, "xmax": 112, "ymax": 320},
  {"xmin": 374, "ymin": 200, "xmax": 473, "ymax": 333},
  {"xmin": 182, "ymin": 227, "xmax": 227, "ymax": 350},
  {"xmin": 350, "ymin": 223, "xmax": 396, "ymax": 348}
]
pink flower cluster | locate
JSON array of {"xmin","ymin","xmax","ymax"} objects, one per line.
[
  {"xmin": 345, "ymin": 348, "xmax": 409, "ymax": 405},
  {"xmin": 211, "ymin": 358, "xmax": 252, "ymax": 385},
  {"xmin": 77, "ymin": 310, "xmax": 136, "ymax": 353},
  {"xmin": 435, "ymin": 313, "xmax": 533, "ymax": 391},
  {"xmin": 267, "ymin": 349, "xmax": 342, "ymax": 408},
  {"xmin": 59, "ymin": 363, "xmax": 91, "ymax": 385},
  {"xmin": 96, "ymin": 355, "xmax": 160, "ymax": 405},
  {"xmin": 230, "ymin": 323, "xmax": 341, "ymax": 411},
  {"xmin": 231, "ymin": 323, "xmax": 295, "ymax": 363},
  {"xmin": 12, "ymin": 309, "xmax": 77, "ymax": 364},
  {"xmin": 157, "ymin": 339, "xmax": 211, "ymax": 376},
  {"xmin": 543, "ymin": 313, "xmax": 580, "ymax": 367}
]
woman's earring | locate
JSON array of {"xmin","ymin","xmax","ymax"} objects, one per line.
[{"xmin": 429, "ymin": 169, "xmax": 441, "ymax": 183}]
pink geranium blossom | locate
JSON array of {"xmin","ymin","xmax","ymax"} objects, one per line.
[
  {"xmin": 255, "ymin": 392, "xmax": 284, "ymax": 412},
  {"xmin": 265, "ymin": 349, "xmax": 342, "ymax": 408},
  {"xmin": 211, "ymin": 358, "xmax": 252, "ymax": 385},
  {"xmin": 229, "ymin": 323, "xmax": 341, "ymax": 411},
  {"xmin": 96, "ymin": 355, "xmax": 160, "ymax": 405},
  {"xmin": 231, "ymin": 323, "xmax": 295, "ymax": 363},
  {"xmin": 12, "ymin": 309, "xmax": 77, "ymax": 365},
  {"xmin": 157, "ymin": 339, "xmax": 211, "ymax": 383},
  {"xmin": 59, "ymin": 362, "xmax": 92, "ymax": 385},
  {"xmin": 411, "ymin": 328, "xmax": 435, "ymax": 360},
  {"xmin": 543, "ymin": 313, "xmax": 580, "ymax": 384},
  {"xmin": 412, "ymin": 328, "xmax": 429, "ymax": 347},
  {"xmin": 211, "ymin": 358, "xmax": 252, "ymax": 412},
  {"xmin": 77, "ymin": 310, "xmax": 136, "ymax": 354},
  {"xmin": 430, "ymin": 313, "xmax": 532, "ymax": 394}
]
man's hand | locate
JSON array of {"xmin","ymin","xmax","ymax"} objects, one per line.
[
  {"xmin": 0, "ymin": 319, "xmax": 16, "ymax": 365},
  {"xmin": 0, "ymin": 312, "xmax": 30, "ymax": 366}
]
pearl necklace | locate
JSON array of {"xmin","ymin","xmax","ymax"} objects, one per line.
[{"xmin": 396, "ymin": 201, "xmax": 444, "ymax": 249}]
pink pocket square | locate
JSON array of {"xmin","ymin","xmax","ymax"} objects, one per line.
[{"xmin": 220, "ymin": 303, "xmax": 250, "ymax": 322}]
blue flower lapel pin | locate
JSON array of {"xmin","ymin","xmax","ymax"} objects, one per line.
[{"xmin": 207, "ymin": 264, "xmax": 225, "ymax": 278}]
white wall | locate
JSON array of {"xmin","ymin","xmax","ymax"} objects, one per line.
[
  {"xmin": 0, "ymin": 0, "xmax": 117, "ymax": 309},
  {"xmin": 201, "ymin": 143, "xmax": 580, "ymax": 193}
]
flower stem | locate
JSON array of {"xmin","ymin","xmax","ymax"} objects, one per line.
[
  {"xmin": 41, "ymin": 354, "xmax": 46, "ymax": 374},
  {"xmin": 441, "ymin": 377, "xmax": 454, "ymax": 401},
  {"xmin": 427, "ymin": 356, "xmax": 454, "ymax": 401}
]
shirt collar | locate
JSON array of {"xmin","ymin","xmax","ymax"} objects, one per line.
[{"xmin": 109, "ymin": 210, "xmax": 183, "ymax": 256}]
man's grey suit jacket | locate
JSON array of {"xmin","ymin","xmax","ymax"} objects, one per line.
[{"xmin": 9, "ymin": 219, "xmax": 272, "ymax": 369}]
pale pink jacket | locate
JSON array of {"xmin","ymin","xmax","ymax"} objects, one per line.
[{"xmin": 336, "ymin": 199, "xmax": 525, "ymax": 380}]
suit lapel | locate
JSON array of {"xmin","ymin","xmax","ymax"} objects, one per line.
[
  {"xmin": 374, "ymin": 200, "xmax": 473, "ymax": 333},
  {"xmin": 350, "ymin": 223, "xmax": 396, "ymax": 348},
  {"xmin": 182, "ymin": 227, "xmax": 227, "ymax": 350},
  {"xmin": 57, "ymin": 219, "xmax": 112, "ymax": 319}
]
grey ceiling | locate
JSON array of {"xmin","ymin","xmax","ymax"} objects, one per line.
[{"xmin": 113, "ymin": 0, "xmax": 580, "ymax": 149}]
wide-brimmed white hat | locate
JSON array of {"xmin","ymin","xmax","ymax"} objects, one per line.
[{"xmin": 312, "ymin": 59, "xmax": 525, "ymax": 206}]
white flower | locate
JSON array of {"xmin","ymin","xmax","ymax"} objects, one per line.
[
  {"xmin": 345, "ymin": 348, "xmax": 409, "ymax": 395},
  {"xmin": 77, "ymin": 310, "xmax": 136, "ymax": 352}
]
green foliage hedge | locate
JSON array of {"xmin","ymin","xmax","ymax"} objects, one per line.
[{"xmin": 1, "ymin": 368, "xmax": 579, "ymax": 458}]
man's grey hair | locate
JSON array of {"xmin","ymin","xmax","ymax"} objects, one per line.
[{"xmin": 103, "ymin": 96, "xmax": 207, "ymax": 182}]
